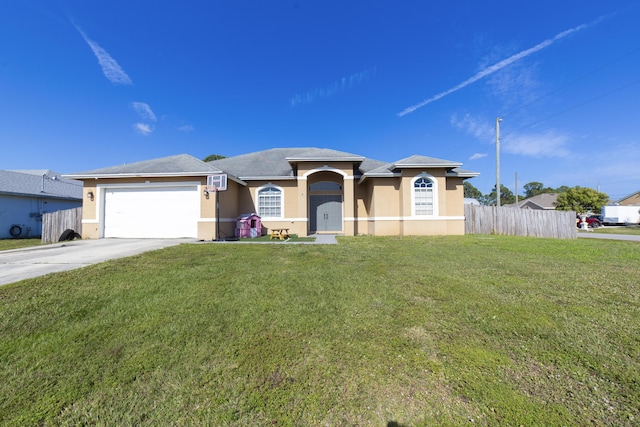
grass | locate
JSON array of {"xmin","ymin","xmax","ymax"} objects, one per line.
[
  {"xmin": 588, "ymin": 225, "xmax": 640, "ymax": 235},
  {"xmin": 0, "ymin": 238, "xmax": 42, "ymax": 251},
  {"xmin": 243, "ymin": 233, "xmax": 316, "ymax": 242},
  {"xmin": 1, "ymin": 235, "xmax": 639, "ymax": 425}
]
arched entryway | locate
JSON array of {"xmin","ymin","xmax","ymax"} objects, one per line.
[{"xmin": 307, "ymin": 172, "xmax": 344, "ymax": 234}]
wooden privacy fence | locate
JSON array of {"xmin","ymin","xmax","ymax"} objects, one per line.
[
  {"xmin": 42, "ymin": 207, "xmax": 83, "ymax": 244},
  {"xmin": 465, "ymin": 205, "xmax": 577, "ymax": 239}
]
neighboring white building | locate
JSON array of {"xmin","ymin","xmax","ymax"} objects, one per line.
[{"xmin": 0, "ymin": 170, "xmax": 82, "ymax": 238}]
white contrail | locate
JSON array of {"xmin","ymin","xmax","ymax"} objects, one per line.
[
  {"xmin": 75, "ymin": 25, "xmax": 133, "ymax": 85},
  {"xmin": 397, "ymin": 20, "xmax": 599, "ymax": 117},
  {"xmin": 291, "ymin": 67, "xmax": 377, "ymax": 107}
]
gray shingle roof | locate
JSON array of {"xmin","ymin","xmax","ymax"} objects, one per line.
[
  {"xmin": 391, "ymin": 155, "xmax": 462, "ymax": 168},
  {"xmin": 209, "ymin": 148, "xmax": 476, "ymax": 181},
  {"xmin": 61, "ymin": 149, "xmax": 479, "ymax": 184},
  {"xmin": 359, "ymin": 155, "xmax": 470, "ymax": 179},
  {"xmin": 65, "ymin": 154, "xmax": 225, "ymax": 178},
  {"xmin": 285, "ymin": 147, "xmax": 366, "ymax": 162},
  {"xmin": 508, "ymin": 193, "xmax": 558, "ymax": 210},
  {"xmin": 0, "ymin": 170, "xmax": 82, "ymax": 200},
  {"xmin": 209, "ymin": 148, "xmax": 367, "ymax": 179},
  {"xmin": 209, "ymin": 148, "xmax": 308, "ymax": 179}
]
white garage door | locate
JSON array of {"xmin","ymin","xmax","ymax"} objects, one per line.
[{"xmin": 103, "ymin": 186, "xmax": 199, "ymax": 238}]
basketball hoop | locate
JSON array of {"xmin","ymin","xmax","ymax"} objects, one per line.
[
  {"xmin": 206, "ymin": 174, "xmax": 228, "ymax": 242},
  {"xmin": 207, "ymin": 174, "xmax": 227, "ymax": 192}
]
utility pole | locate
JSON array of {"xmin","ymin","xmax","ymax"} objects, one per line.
[
  {"xmin": 515, "ymin": 172, "xmax": 519, "ymax": 205},
  {"xmin": 495, "ymin": 117, "xmax": 503, "ymax": 206}
]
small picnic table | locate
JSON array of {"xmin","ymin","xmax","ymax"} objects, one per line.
[{"xmin": 269, "ymin": 228, "xmax": 290, "ymax": 240}]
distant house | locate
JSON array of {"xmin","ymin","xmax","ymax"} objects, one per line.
[
  {"xmin": 616, "ymin": 190, "xmax": 640, "ymax": 206},
  {"xmin": 0, "ymin": 170, "xmax": 83, "ymax": 238},
  {"xmin": 65, "ymin": 148, "xmax": 479, "ymax": 239},
  {"xmin": 464, "ymin": 197, "xmax": 481, "ymax": 205},
  {"xmin": 508, "ymin": 193, "xmax": 558, "ymax": 210}
]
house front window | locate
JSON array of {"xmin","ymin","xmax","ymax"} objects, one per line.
[
  {"xmin": 257, "ymin": 186, "xmax": 282, "ymax": 218},
  {"xmin": 413, "ymin": 177, "xmax": 434, "ymax": 215}
]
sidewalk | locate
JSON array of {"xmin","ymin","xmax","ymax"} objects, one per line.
[
  {"xmin": 577, "ymin": 233, "xmax": 640, "ymax": 242},
  {"xmin": 308, "ymin": 234, "xmax": 338, "ymax": 244}
]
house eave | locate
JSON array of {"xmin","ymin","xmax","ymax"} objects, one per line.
[
  {"xmin": 394, "ymin": 162, "xmax": 462, "ymax": 169},
  {"xmin": 358, "ymin": 172, "xmax": 402, "ymax": 184},
  {"xmin": 286, "ymin": 156, "xmax": 365, "ymax": 163},
  {"xmin": 63, "ymin": 172, "xmax": 247, "ymax": 186},
  {"xmin": 446, "ymin": 171, "xmax": 480, "ymax": 178},
  {"xmin": 239, "ymin": 176, "xmax": 297, "ymax": 181},
  {"xmin": 0, "ymin": 190, "xmax": 82, "ymax": 201}
]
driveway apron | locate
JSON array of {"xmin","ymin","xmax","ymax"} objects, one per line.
[{"xmin": 0, "ymin": 239, "xmax": 191, "ymax": 286}]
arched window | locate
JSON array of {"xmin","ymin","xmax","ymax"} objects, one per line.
[
  {"xmin": 413, "ymin": 176, "xmax": 435, "ymax": 215},
  {"xmin": 257, "ymin": 186, "xmax": 282, "ymax": 218},
  {"xmin": 309, "ymin": 181, "xmax": 342, "ymax": 191}
]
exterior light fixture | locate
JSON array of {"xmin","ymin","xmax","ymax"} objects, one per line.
[
  {"xmin": 87, "ymin": 191, "xmax": 94, "ymax": 201},
  {"xmin": 204, "ymin": 189, "xmax": 210, "ymax": 199}
]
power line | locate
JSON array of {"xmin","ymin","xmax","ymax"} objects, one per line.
[
  {"xmin": 503, "ymin": 77, "xmax": 640, "ymax": 138},
  {"xmin": 506, "ymin": 46, "xmax": 640, "ymax": 116}
]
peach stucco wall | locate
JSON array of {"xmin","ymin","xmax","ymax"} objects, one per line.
[{"xmin": 77, "ymin": 164, "xmax": 469, "ymax": 239}]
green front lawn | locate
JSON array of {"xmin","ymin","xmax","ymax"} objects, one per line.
[
  {"xmin": 242, "ymin": 233, "xmax": 316, "ymax": 242},
  {"xmin": 1, "ymin": 236, "xmax": 639, "ymax": 426},
  {"xmin": 0, "ymin": 238, "xmax": 42, "ymax": 251}
]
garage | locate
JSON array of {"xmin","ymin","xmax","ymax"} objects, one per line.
[{"xmin": 102, "ymin": 185, "xmax": 200, "ymax": 238}]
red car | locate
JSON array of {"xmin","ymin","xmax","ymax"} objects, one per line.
[{"xmin": 577, "ymin": 215, "xmax": 603, "ymax": 228}]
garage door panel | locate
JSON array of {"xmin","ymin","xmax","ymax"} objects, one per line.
[{"xmin": 103, "ymin": 186, "xmax": 199, "ymax": 238}]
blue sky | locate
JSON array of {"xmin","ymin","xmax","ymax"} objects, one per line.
[{"xmin": 1, "ymin": 1, "xmax": 639, "ymax": 200}]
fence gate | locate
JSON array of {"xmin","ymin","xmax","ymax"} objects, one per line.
[{"xmin": 42, "ymin": 207, "xmax": 83, "ymax": 244}]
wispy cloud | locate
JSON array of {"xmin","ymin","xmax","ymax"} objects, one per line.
[
  {"xmin": 452, "ymin": 113, "xmax": 570, "ymax": 158},
  {"xmin": 451, "ymin": 113, "xmax": 494, "ymax": 141},
  {"xmin": 469, "ymin": 153, "xmax": 487, "ymax": 161},
  {"xmin": 131, "ymin": 102, "xmax": 157, "ymax": 121},
  {"xmin": 398, "ymin": 18, "xmax": 603, "ymax": 117},
  {"xmin": 504, "ymin": 130, "xmax": 571, "ymax": 158},
  {"xmin": 290, "ymin": 67, "xmax": 377, "ymax": 107},
  {"xmin": 177, "ymin": 124, "xmax": 194, "ymax": 132},
  {"xmin": 133, "ymin": 123, "xmax": 153, "ymax": 136},
  {"xmin": 74, "ymin": 25, "xmax": 133, "ymax": 85}
]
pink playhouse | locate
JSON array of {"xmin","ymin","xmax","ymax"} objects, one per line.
[{"xmin": 235, "ymin": 213, "xmax": 262, "ymax": 238}]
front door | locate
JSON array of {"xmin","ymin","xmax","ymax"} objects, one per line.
[{"xmin": 310, "ymin": 195, "xmax": 342, "ymax": 232}]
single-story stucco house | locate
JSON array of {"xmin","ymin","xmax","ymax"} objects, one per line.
[
  {"xmin": 64, "ymin": 148, "xmax": 479, "ymax": 240},
  {"xmin": 616, "ymin": 190, "xmax": 640, "ymax": 206},
  {"xmin": 0, "ymin": 170, "xmax": 83, "ymax": 239},
  {"xmin": 507, "ymin": 193, "xmax": 558, "ymax": 210}
]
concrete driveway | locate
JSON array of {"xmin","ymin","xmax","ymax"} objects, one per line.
[{"xmin": 0, "ymin": 239, "xmax": 192, "ymax": 286}]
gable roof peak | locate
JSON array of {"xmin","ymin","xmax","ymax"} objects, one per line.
[
  {"xmin": 392, "ymin": 154, "xmax": 462, "ymax": 168},
  {"xmin": 285, "ymin": 147, "xmax": 365, "ymax": 162}
]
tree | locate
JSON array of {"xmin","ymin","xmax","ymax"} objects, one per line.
[
  {"xmin": 523, "ymin": 181, "xmax": 545, "ymax": 198},
  {"xmin": 463, "ymin": 181, "xmax": 483, "ymax": 201},
  {"xmin": 203, "ymin": 154, "xmax": 226, "ymax": 162},
  {"xmin": 522, "ymin": 181, "xmax": 557, "ymax": 198},
  {"xmin": 482, "ymin": 185, "xmax": 516, "ymax": 206},
  {"xmin": 554, "ymin": 186, "xmax": 609, "ymax": 214}
]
